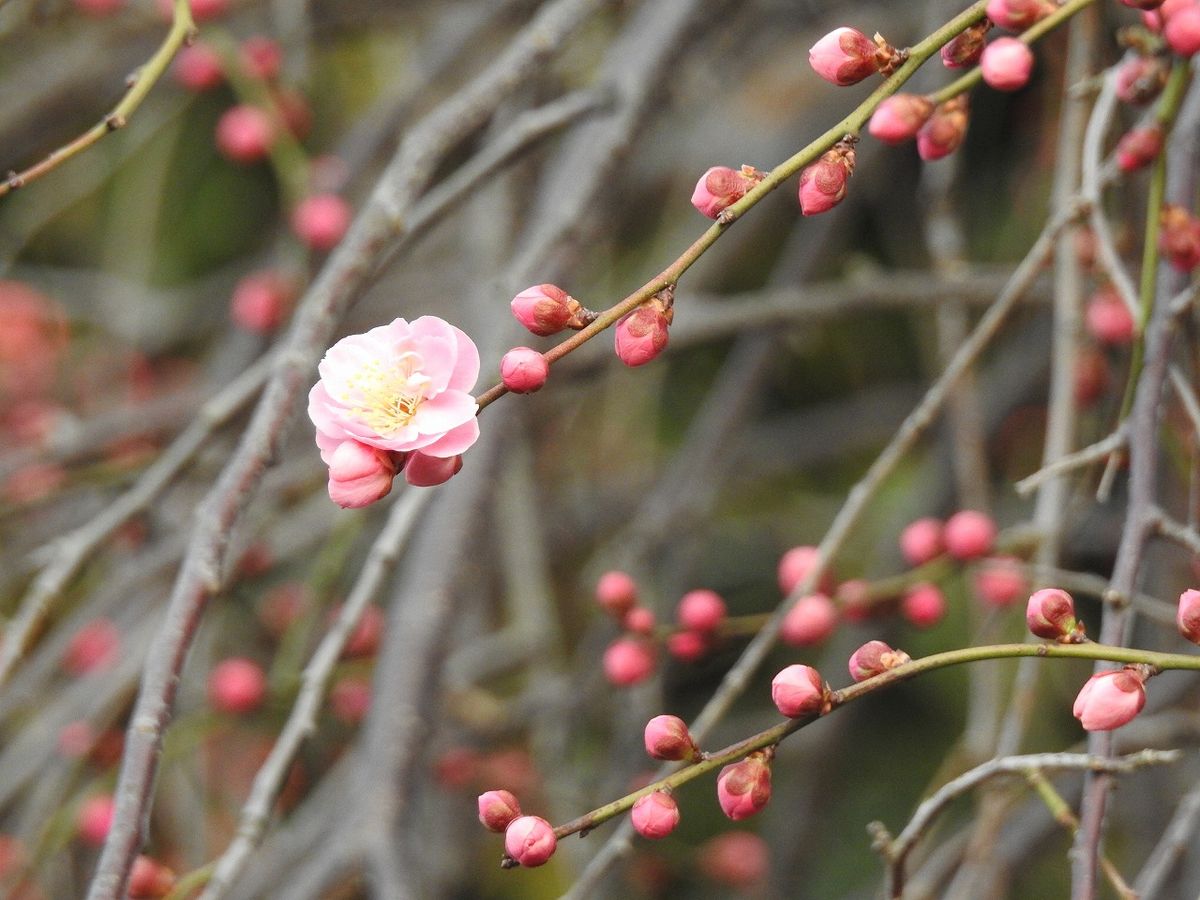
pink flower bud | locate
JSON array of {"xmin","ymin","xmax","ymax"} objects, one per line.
[
  {"xmin": 770, "ymin": 664, "xmax": 827, "ymax": 718},
  {"xmin": 510, "ymin": 284, "xmax": 581, "ymax": 336},
  {"xmin": 676, "ymin": 589, "xmax": 726, "ymax": 632},
  {"xmin": 690, "ymin": 165, "xmax": 763, "ymax": 218},
  {"xmin": 1026, "ymin": 587, "xmax": 1080, "ymax": 640},
  {"xmin": 291, "ymin": 193, "xmax": 352, "ymax": 251},
  {"xmin": 666, "ymin": 630, "xmax": 709, "ymax": 662},
  {"xmin": 504, "ymin": 815, "xmax": 557, "ymax": 867},
  {"xmin": 986, "ymin": 0, "xmax": 1055, "ymax": 30},
  {"xmin": 208, "ymin": 658, "xmax": 267, "ymax": 714},
  {"xmin": 1116, "ymin": 56, "xmax": 1168, "ymax": 105},
  {"xmin": 215, "ymin": 105, "xmax": 275, "ymax": 164},
  {"xmin": 330, "ymin": 676, "xmax": 371, "ymax": 724},
  {"xmin": 631, "ymin": 791, "xmax": 680, "ymax": 839},
  {"xmin": 1165, "ymin": 6, "xmax": 1200, "ymax": 55},
  {"xmin": 128, "ymin": 855, "xmax": 176, "ymax": 899},
  {"xmin": 943, "ymin": 510, "xmax": 996, "ymax": 560},
  {"xmin": 980, "ymin": 38, "xmax": 1035, "ymax": 92},
  {"xmin": 58, "ymin": 720, "xmax": 96, "ymax": 759},
  {"xmin": 62, "ymin": 618, "xmax": 120, "ymax": 676},
  {"xmin": 1073, "ymin": 667, "xmax": 1148, "ymax": 731},
  {"xmin": 403, "ymin": 451, "xmax": 463, "ymax": 487},
  {"xmin": 326, "ymin": 439, "xmax": 398, "ymax": 508},
  {"xmin": 603, "ymin": 637, "xmax": 656, "ymax": 686},
  {"xmin": 1085, "ymin": 288, "xmax": 1135, "ymax": 345},
  {"xmin": 837, "ymin": 578, "xmax": 873, "ymax": 622},
  {"xmin": 779, "ymin": 593, "xmax": 838, "ymax": 646},
  {"xmin": 478, "ymin": 789, "xmax": 522, "ymax": 832},
  {"xmin": 902, "ymin": 582, "xmax": 946, "ymax": 628},
  {"xmin": 716, "ymin": 752, "xmax": 772, "ymax": 821},
  {"xmin": 157, "ymin": 0, "xmax": 226, "ymax": 21},
  {"xmin": 848, "ymin": 640, "xmax": 911, "ymax": 681},
  {"xmin": 500, "ymin": 347, "xmax": 549, "ymax": 394},
  {"xmin": 699, "ymin": 832, "xmax": 769, "ymax": 888},
  {"xmin": 1159, "ymin": 204, "xmax": 1200, "ymax": 271},
  {"xmin": 941, "ymin": 21, "xmax": 990, "ymax": 68},
  {"xmin": 174, "ymin": 43, "xmax": 224, "ymax": 91},
  {"xmin": 917, "ymin": 97, "xmax": 969, "ymax": 161},
  {"xmin": 798, "ymin": 142, "xmax": 856, "ymax": 216},
  {"xmin": 240, "ymin": 36, "xmax": 283, "ymax": 81},
  {"xmin": 900, "ymin": 517, "xmax": 944, "ymax": 566},
  {"xmin": 1074, "ymin": 347, "xmax": 1111, "ymax": 407},
  {"xmin": 623, "ymin": 606, "xmax": 656, "ymax": 635},
  {"xmin": 77, "ymin": 794, "xmax": 115, "ymax": 847},
  {"xmin": 808, "ymin": 27, "xmax": 882, "ymax": 85},
  {"xmin": 868, "ymin": 94, "xmax": 935, "ymax": 145},
  {"xmin": 596, "ymin": 570, "xmax": 639, "ymax": 618},
  {"xmin": 74, "ymin": 0, "xmax": 123, "ymax": 16},
  {"xmin": 643, "ymin": 714, "xmax": 698, "ymax": 761},
  {"xmin": 777, "ymin": 545, "xmax": 834, "ymax": 595},
  {"xmin": 615, "ymin": 296, "xmax": 672, "ymax": 367},
  {"xmin": 1116, "ymin": 125, "xmax": 1164, "ymax": 172},
  {"xmin": 972, "ymin": 556, "xmax": 1028, "ymax": 608},
  {"xmin": 231, "ymin": 270, "xmax": 294, "ymax": 334},
  {"xmin": 1178, "ymin": 588, "xmax": 1200, "ymax": 643}
]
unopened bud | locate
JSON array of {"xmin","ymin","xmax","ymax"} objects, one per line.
[
  {"xmin": 778, "ymin": 545, "xmax": 834, "ymax": 595},
  {"xmin": 676, "ymin": 589, "xmax": 726, "ymax": 632},
  {"xmin": 500, "ymin": 347, "xmax": 549, "ymax": 394},
  {"xmin": 504, "ymin": 815, "xmax": 557, "ymax": 867},
  {"xmin": 1026, "ymin": 587, "xmax": 1082, "ymax": 641},
  {"xmin": 1085, "ymin": 287, "xmax": 1136, "ymax": 345},
  {"xmin": 1116, "ymin": 56, "xmax": 1168, "ymax": 105},
  {"xmin": 941, "ymin": 20, "xmax": 990, "ymax": 68},
  {"xmin": 691, "ymin": 165, "xmax": 764, "ymax": 219},
  {"xmin": 623, "ymin": 606, "xmax": 656, "ymax": 635},
  {"xmin": 1116, "ymin": 125, "xmax": 1164, "ymax": 172},
  {"xmin": 478, "ymin": 789, "xmax": 522, "ymax": 832},
  {"xmin": 128, "ymin": 856, "xmax": 175, "ymax": 899},
  {"xmin": 603, "ymin": 637, "xmax": 656, "ymax": 686},
  {"xmin": 943, "ymin": 509, "xmax": 996, "ymax": 560},
  {"xmin": 631, "ymin": 791, "xmax": 680, "ymax": 839},
  {"xmin": 596, "ymin": 570, "xmax": 638, "ymax": 618},
  {"xmin": 643, "ymin": 714, "xmax": 699, "ymax": 761},
  {"xmin": 326, "ymin": 439, "xmax": 397, "ymax": 508},
  {"xmin": 770, "ymin": 664, "xmax": 828, "ymax": 718},
  {"xmin": 1073, "ymin": 666, "xmax": 1149, "ymax": 731},
  {"xmin": 848, "ymin": 640, "xmax": 910, "ymax": 682},
  {"xmin": 868, "ymin": 94, "xmax": 934, "ymax": 145},
  {"xmin": 1178, "ymin": 588, "xmax": 1200, "ymax": 643},
  {"xmin": 902, "ymin": 582, "xmax": 946, "ymax": 628},
  {"xmin": 985, "ymin": 0, "xmax": 1055, "ymax": 30},
  {"xmin": 666, "ymin": 630, "xmax": 709, "ymax": 662},
  {"xmin": 615, "ymin": 292, "xmax": 673, "ymax": 367},
  {"xmin": 779, "ymin": 593, "xmax": 838, "ymax": 646},
  {"xmin": 980, "ymin": 38, "xmax": 1035, "ymax": 92},
  {"xmin": 798, "ymin": 140, "xmax": 856, "ymax": 216},
  {"xmin": 973, "ymin": 556, "xmax": 1028, "ymax": 608},
  {"xmin": 917, "ymin": 96, "xmax": 969, "ymax": 162},
  {"xmin": 716, "ymin": 752, "xmax": 773, "ymax": 821},
  {"xmin": 510, "ymin": 284, "xmax": 582, "ymax": 336},
  {"xmin": 1159, "ymin": 204, "xmax": 1200, "ymax": 271},
  {"xmin": 900, "ymin": 517, "xmax": 944, "ymax": 566},
  {"xmin": 403, "ymin": 451, "xmax": 462, "ymax": 487},
  {"xmin": 808, "ymin": 27, "xmax": 897, "ymax": 85}
]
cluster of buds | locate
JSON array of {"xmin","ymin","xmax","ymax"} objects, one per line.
[
  {"xmin": 478, "ymin": 790, "xmax": 559, "ymax": 868},
  {"xmin": 847, "ymin": 640, "xmax": 911, "ymax": 682},
  {"xmin": 798, "ymin": 137, "xmax": 856, "ymax": 216},
  {"xmin": 1159, "ymin": 204, "xmax": 1200, "ymax": 270},
  {"xmin": 691, "ymin": 165, "xmax": 766, "ymax": 219},
  {"xmin": 899, "ymin": 510, "xmax": 997, "ymax": 564},
  {"xmin": 615, "ymin": 286, "xmax": 674, "ymax": 367},
  {"xmin": 594, "ymin": 571, "xmax": 660, "ymax": 685},
  {"xmin": 808, "ymin": 28, "xmax": 904, "ymax": 86}
]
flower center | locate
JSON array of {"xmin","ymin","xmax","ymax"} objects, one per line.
[{"xmin": 344, "ymin": 351, "xmax": 430, "ymax": 436}]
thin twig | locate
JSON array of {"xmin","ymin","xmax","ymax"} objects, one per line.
[
  {"xmin": 1014, "ymin": 427, "xmax": 1127, "ymax": 496},
  {"xmin": 1151, "ymin": 506, "xmax": 1200, "ymax": 556},
  {"xmin": 1133, "ymin": 780, "xmax": 1200, "ymax": 899}
]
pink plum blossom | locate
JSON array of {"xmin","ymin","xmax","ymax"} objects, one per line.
[
  {"xmin": 1073, "ymin": 667, "xmax": 1147, "ymax": 731},
  {"xmin": 309, "ymin": 316, "xmax": 480, "ymax": 497}
]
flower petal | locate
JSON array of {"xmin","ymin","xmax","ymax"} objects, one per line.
[
  {"xmin": 411, "ymin": 389, "xmax": 477, "ymax": 435},
  {"xmin": 417, "ymin": 417, "xmax": 479, "ymax": 457}
]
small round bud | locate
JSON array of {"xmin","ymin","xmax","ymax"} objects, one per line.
[
  {"xmin": 326, "ymin": 439, "xmax": 397, "ymax": 508},
  {"xmin": 478, "ymin": 789, "xmax": 522, "ymax": 832},
  {"xmin": 623, "ymin": 606, "xmax": 656, "ymax": 635},
  {"xmin": 231, "ymin": 270, "xmax": 294, "ymax": 334},
  {"xmin": 1116, "ymin": 56, "xmax": 1168, "ymax": 105},
  {"xmin": 510, "ymin": 284, "xmax": 580, "ymax": 336},
  {"xmin": 699, "ymin": 832, "xmax": 769, "ymax": 888},
  {"xmin": 941, "ymin": 21, "xmax": 990, "ymax": 68},
  {"xmin": 631, "ymin": 791, "xmax": 680, "ymax": 839},
  {"xmin": 174, "ymin": 43, "xmax": 224, "ymax": 91},
  {"xmin": 504, "ymin": 815, "xmax": 557, "ymax": 867},
  {"xmin": 900, "ymin": 517, "xmax": 944, "ymax": 566},
  {"xmin": 615, "ymin": 299, "xmax": 672, "ymax": 367},
  {"xmin": 402, "ymin": 451, "xmax": 462, "ymax": 487},
  {"xmin": 902, "ymin": 582, "xmax": 946, "ymax": 628},
  {"xmin": 1165, "ymin": 6, "xmax": 1200, "ymax": 56},
  {"xmin": 1085, "ymin": 288, "xmax": 1135, "ymax": 346},
  {"xmin": 666, "ymin": 630, "xmax": 709, "ymax": 662},
  {"xmin": 808, "ymin": 27, "xmax": 882, "ymax": 85},
  {"xmin": 917, "ymin": 97, "xmax": 969, "ymax": 162},
  {"xmin": 1159, "ymin": 204, "xmax": 1200, "ymax": 271},
  {"xmin": 596, "ymin": 571, "xmax": 639, "ymax": 618},
  {"xmin": 868, "ymin": 94, "xmax": 934, "ymax": 145},
  {"xmin": 779, "ymin": 593, "xmax": 838, "ymax": 646},
  {"xmin": 676, "ymin": 589, "xmax": 726, "ymax": 632},
  {"xmin": 690, "ymin": 165, "xmax": 763, "ymax": 218},
  {"xmin": 208, "ymin": 658, "xmax": 267, "ymax": 714},
  {"xmin": 798, "ymin": 143, "xmax": 855, "ymax": 216},
  {"xmin": 330, "ymin": 676, "xmax": 371, "ymax": 724},
  {"xmin": 240, "ymin": 36, "xmax": 283, "ymax": 81},
  {"xmin": 837, "ymin": 578, "xmax": 873, "ymax": 622},
  {"xmin": 770, "ymin": 664, "xmax": 827, "ymax": 718},
  {"xmin": 1073, "ymin": 667, "xmax": 1148, "ymax": 731},
  {"xmin": 985, "ymin": 0, "xmax": 1054, "ymax": 31},
  {"xmin": 1178, "ymin": 588, "xmax": 1200, "ymax": 643},
  {"xmin": 62, "ymin": 619, "xmax": 120, "ymax": 676},
  {"xmin": 1074, "ymin": 347, "xmax": 1111, "ymax": 407},
  {"xmin": 128, "ymin": 856, "xmax": 176, "ymax": 899},
  {"xmin": 1026, "ymin": 587, "xmax": 1080, "ymax": 640},
  {"xmin": 643, "ymin": 714, "xmax": 698, "ymax": 761},
  {"xmin": 778, "ymin": 545, "xmax": 834, "ymax": 595},
  {"xmin": 215, "ymin": 105, "xmax": 275, "ymax": 164},
  {"xmin": 291, "ymin": 194, "xmax": 352, "ymax": 251},
  {"xmin": 980, "ymin": 38, "xmax": 1035, "ymax": 92},
  {"xmin": 77, "ymin": 794, "xmax": 115, "ymax": 847},
  {"xmin": 603, "ymin": 637, "xmax": 656, "ymax": 686},
  {"xmin": 1116, "ymin": 125, "xmax": 1164, "ymax": 172},
  {"xmin": 972, "ymin": 556, "xmax": 1027, "ymax": 608},
  {"xmin": 848, "ymin": 640, "xmax": 911, "ymax": 682},
  {"xmin": 943, "ymin": 510, "xmax": 996, "ymax": 560},
  {"xmin": 716, "ymin": 752, "xmax": 772, "ymax": 821},
  {"xmin": 500, "ymin": 347, "xmax": 549, "ymax": 394}
]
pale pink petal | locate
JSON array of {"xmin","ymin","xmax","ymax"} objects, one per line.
[
  {"xmin": 446, "ymin": 324, "xmax": 480, "ymax": 392},
  {"xmin": 403, "ymin": 451, "xmax": 461, "ymax": 486},
  {"xmin": 408, "ymin": 330, "xmax": 458, "ymax": 394},
  {"xmin": 410, "ymin": 390, "xmax": 477, "ymax": 434},
  {"xmin": 308, "ymin": 382, "xmax": 354, "ymax": 446},
  {"xmin": 417, "ymin": 417, "xmax": 479, "ymax": 457}
]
